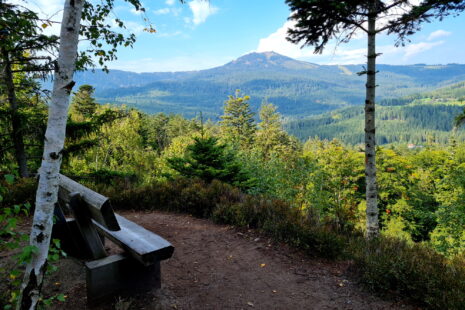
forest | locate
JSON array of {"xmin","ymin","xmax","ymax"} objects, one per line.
[
  {"xmin": 286, "ymin": 81, "xmax": 465, "ymax": 144},
  {"xmin": 3, "ymin": 84, "xmax": 465, "ymax": 308},
  {"xmin": 2, "ymin": 0, "xmax": 465, "ymax": 309}
]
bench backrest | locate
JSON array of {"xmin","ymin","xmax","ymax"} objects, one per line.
[
  {"xmin": 58, "ymin": 174, "xmax": 120, "ymax": 231},
  {"xmin": 56, "ymin": 174, "xmax": 174, "ymax": 266}
]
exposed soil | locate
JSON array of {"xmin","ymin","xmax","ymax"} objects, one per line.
[{"xmin": 4, "ymin": 211, "xmax": 416, "ymax": 310}]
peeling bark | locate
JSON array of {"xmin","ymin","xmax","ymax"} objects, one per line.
[
  {"xmin": 365, "ymin": 0, "xmax": 379, "ymax": 239},
  {"xmin": 17, "ymin": 0, "xmax": 84, "ymax": 309}
]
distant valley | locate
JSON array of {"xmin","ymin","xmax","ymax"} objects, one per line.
[
  {"xmin": 285, "ymin": 81, "xmax": 465, "ymax": 145},
  {"xmin": 72, "ymin": 52, "xmax": 465, "ymax": 145},
  {"xmin": 75, "ymin": 52, "xmax": 465, "ymax": 120}
]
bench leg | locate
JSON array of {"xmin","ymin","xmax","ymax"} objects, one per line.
[{"xmin": 85, "ymin": 254, "xmax": 161, "ymax": 306}]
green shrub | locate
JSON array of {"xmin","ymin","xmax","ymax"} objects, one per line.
[
  {"xmin": 102, "ymin": 177, "xmax": 465, "ymax": 308},
  {"xmin": 350, "ymin": 237, "xmax": 465, "ymax": 309},
  {"xmin": 0, "ymin": 176, "xmax": 37, "ymax": 207},
  {"xmin": 212, "ymin": 194, "xmax": 345, "ymax": 259}
]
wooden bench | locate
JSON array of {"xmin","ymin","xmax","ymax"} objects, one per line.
[{"xmin": 52, "ymin": 174, "xmax": 174, "ymax": 305}]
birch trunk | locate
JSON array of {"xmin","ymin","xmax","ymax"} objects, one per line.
[
  {"xmin": 365, "ymin": 1, "xmax": 379, "ymax": 239},
  {"xmin": 17, "ymin": 0, "xmax": 84, "ymax": 309},
  {"xmin": 1, "ymin": 47, "xmax": 29, "ymax": 177}
]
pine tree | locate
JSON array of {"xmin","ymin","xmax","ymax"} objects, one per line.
[
  {"xmin": 167, "ymin": 136, "xmax": 252, "ymax": 189},
  {"xmin": 285, "ymin": 0, "xmax": 420, "ymax": 239},
  {"xmin": 71, "ymin": 84, "xmax": 97, "ymax": 120},
  {"xmin": 220, "ymin": 90, "xmax": 256, "ymax": 148},
  {"xmin": 256, "ymin": 102, "xmax": 292, "ymax": 158}
]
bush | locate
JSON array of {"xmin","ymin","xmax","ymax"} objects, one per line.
[
  {"xmin": 101, "ymin": 177, "xmax": 465, "ymax": 308},
  {"xmin": 0, "ymin": 176, "xmax": 37, "ymax": 207},
  {"xmin": 107, "ymin": 177, "xmax": 345, "ymax": 259},
  {"xmin": 106, "ymin": 177, "xmax": 243, "ymax": 215},
  {"xmin": 351, "ymin": 237, "xmax": 465, "ymax": 309}
]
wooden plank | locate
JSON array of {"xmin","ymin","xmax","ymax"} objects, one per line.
[
  {"xmin": 68, "ymin": 192, "xmax": 107, "ymax": 260},
  {"xmin": 93, "ymin": 214, "xmax": 174, "ymax": 266},
  {"xmin": 85, "ymin": 253, "xmax": 161, "ymax": 306},
  {"xmin": 58, "ymin": 174, "xmax": 120, "ymax": 231}
]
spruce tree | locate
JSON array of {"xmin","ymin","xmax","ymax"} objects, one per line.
[
  {"xmin": 71, "ymin": 84, "xmax": 97, "ymax": 120},
  {"xmin": 285, "ymin": 0, "xmax": 420, "ymax": 239},
  {"xmin": 256, "ymin": 102, "xmax": 292, "ymax": 158},
  {"xmin": 220, "ymin": 90, "xmax": 256, "ymax": 148},
  {"xmin": 167, "ymin": 136, "xmax": 252, "ymax": 189}
]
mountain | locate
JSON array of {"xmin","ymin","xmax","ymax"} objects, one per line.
[
  {"xmin": 284, "ymin": 81, "xmax": 465, "ymax": 145},
  {"xmin": 73, "ymin": 52, "xmax": 465, "ymax": 118}
]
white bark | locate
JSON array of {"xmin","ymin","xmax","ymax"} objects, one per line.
[
  {"xmin": 17, "ymin": 0, "xmax": 84, "ymax": 309},
  {"xmin": 365, "ymin": 0, "xmax": 379, "ymax": 239}
]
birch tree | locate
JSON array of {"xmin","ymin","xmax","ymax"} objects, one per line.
[
  {"xmin": 285, "ymin": 0, "xmax": 417, "ymax": 239},
  {"xmin": 16, "ymin": 1, "xmax": 85, "ymax": 308},
  {"xmin": 16, "ymin": 0, "xmax": 150, "ymax": 307}
]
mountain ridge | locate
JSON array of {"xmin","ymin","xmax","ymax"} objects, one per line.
[{"xmin": 72, "ymin": 52, "xmax": 465, "ymax": 118}]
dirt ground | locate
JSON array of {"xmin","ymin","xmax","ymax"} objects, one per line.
[{"xmin": 7, "ymin": 211, "xmax": 416, "ymax": 310}]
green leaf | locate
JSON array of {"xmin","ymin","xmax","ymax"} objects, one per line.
[{"xmin": 4, "ymin": 174, "xmax": 14, "ymax": 185}]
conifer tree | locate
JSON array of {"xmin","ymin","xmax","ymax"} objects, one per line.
[
  {"xmin": 220, "ymin": 90, "xmax": 256, "ymax": 148},
  {"xmin": 285, "ymin": 0, "xmax": 418, "ymax": 239},
  {"xmin": 256, "ymin": 102, "xmax": 291, "ymax": 158},
  {"xmin": 167, "ymin": 136, "xmax": 252, "ymax": 189},
  {"xmin": 71, "ymin": 84, "xmax": 97, "ymax": 119}
]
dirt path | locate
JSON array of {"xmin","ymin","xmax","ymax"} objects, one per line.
[{"xmin": 45, "ymin": 211, "xmax": 412, "ymax": 309}]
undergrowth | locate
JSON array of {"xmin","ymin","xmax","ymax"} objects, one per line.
[
  {"xmin": 104, "ymin": 177, "xmax": 465, "ymax": 309},
  {"xmin": 5, "ymin": 176, "xmax": 465, "ymax": 309}
]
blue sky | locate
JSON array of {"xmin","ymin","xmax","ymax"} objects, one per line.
[{"xmin": 23, "ymin": 0, "xmax": 465, "ymax": 72}]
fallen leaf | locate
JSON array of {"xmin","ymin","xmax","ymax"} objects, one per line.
[{"xmin": 260, "ymin": 263, "xmax": 266, "ymax": 268}]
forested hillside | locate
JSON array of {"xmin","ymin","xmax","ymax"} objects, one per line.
[
  {"xmin": 72, "ymin": 52, "xmax": 465, "ymax": 118},
  {"xmin": 286, "ymin": 81, "xmax": 465, "ymax": 145},
  {"xmin": 4, "ymin": 1, "xmax": 465, "ymax": 309}
]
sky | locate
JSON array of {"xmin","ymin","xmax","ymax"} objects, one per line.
[{"xmin": 20, "ymin": 0, "xmax": 465, "ymax": 72}]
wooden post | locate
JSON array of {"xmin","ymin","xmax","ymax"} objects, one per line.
[{"xmin": 68, "ymin": 192, "xmax": 107, "ymax": 259}]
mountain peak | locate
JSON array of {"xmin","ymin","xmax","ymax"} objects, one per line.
[{"xmin": 225, "ymin": 51, "xmax": 319, "ymax": 70}]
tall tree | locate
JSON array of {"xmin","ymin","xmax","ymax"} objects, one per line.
[
  {"xmin": 220, "ymin": 90, "xmax": 257, "ymax": 149},
  {"xmin": 256, "ymin": 102, "xmax": 292, "ymax": 158},
  {"xmin": 17, "ymin": 0, "xmax": 151, "ymax": 307},
  {"xmin": 16, "ymin": 1, "xmax": 85, "ymax": 308},
  {"xmin": 0, "ymin": 3, "xmax": 58, "ymax": 177},
  {"xmin": 285, "ymin": 0, "xmax": 417, "ymax": 239},
  {"xmin": 70, "ymin": 84, "xmax": 98, "ymax": 120}
]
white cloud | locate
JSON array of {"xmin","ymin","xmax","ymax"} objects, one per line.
[
  {"xmin": 256, "ymin": 14, "xmax": 450, "ymax": 65},
  {"xmin": 154, "ymin": 7, "xmax": 182, "ymax": 16},
  {"xmin": 154, "ymin": 8, "xmax": 171, "ymax": 15},
  {"xmin": 130, "ymin": 7, "xmax": 143, "ymax": 15},
  {"xmin": 18, "ymin": 0, "xmax": 64, "ymax": 36},
  {"xmin": 256, "ymin": 20, "xmax": 314, "ymax": 59},
  {"xmin": 166, "ymin": 0, "xmax": 176, "ymax": 5},
  {"xmin": 428, "ymin": 30, "xmax": 451, "ymax": 41},
  {"xmin": 403, "ymin": 41, "xmax": 444, "ymax": 58},
  {"xmin": 187, "ymin": 0, "xmax": 218, "ymax": 25}
]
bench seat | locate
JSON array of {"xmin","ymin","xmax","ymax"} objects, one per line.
[{"xmin": 92, "ymin": 214, "xmax": 174, "ymax": 266}]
